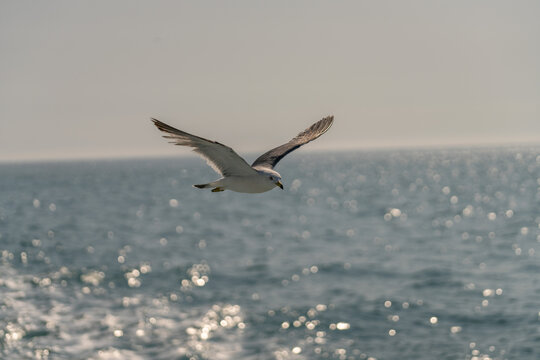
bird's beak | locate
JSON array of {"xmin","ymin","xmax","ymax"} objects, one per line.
[{"xmin": 275, "ymin": 181, "xmax": 284, "ymax": 190}]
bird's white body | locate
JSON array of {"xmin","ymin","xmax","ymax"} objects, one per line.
[
  {"xmin": 211, "ymin": 174, "xmax": 279, "ymax": 193},
  {"xmin": 203, "ymin": 168, "xmax": 282, "ymax": 193}
]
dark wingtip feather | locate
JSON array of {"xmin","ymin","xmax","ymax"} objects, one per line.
[
  {"xmin": 151, "ymin": 117, "xmax": 166, "ymax": 132},
  {"xmin": 251, "ymin": 115, "xmax": 335, "ymax": 169},
  {"xmin": 318, "ymin": 115, "xmax": 334, "ymax": 134},
  {"xmin": 294, "ymin": 115, "xmax": 334, "ymax": 143},
  {"xmin": 150, "ymin": 118, "xmax": 185, "ymax": 137}
]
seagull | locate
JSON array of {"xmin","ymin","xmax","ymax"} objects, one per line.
[{"xmin": 151, "ymin": 115, "xmax": 334, "ymax": 193}]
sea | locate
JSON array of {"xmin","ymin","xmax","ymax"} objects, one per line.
[{"xmin": 1, "ymin": 147, "xmax": 539, "ymax": 360}]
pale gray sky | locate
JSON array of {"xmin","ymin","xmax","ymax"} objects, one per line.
[{"xmin": 1, "ymin": 1, "xmax": 539, "ymax": 161}]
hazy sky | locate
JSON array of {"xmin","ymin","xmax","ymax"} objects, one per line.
[{"xmin": 1, "ymin": 1, "xmax": 539, "ymax": 161}]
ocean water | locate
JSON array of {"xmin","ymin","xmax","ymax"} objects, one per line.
[{"xmin": 1, "ymin": 147, "xmax": 539, "ymax": 360}]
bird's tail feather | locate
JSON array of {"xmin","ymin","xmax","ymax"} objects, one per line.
[{"xmin": 193, "ymin": 183, "xmax": 212, "ymax": 189}]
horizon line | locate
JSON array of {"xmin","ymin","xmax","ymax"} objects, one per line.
[{"xmin": 1, "ymin": 138, "xmax": 539, "ymax": 164}]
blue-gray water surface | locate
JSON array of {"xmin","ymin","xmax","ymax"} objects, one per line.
[{"xmin": 1, "ymin": 148, "xmax": 540, "ymax": 360}]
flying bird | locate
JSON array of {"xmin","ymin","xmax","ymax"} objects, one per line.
[{"xmin": 151, "ymin": 115, "xmax": 334, "ymax": 193}]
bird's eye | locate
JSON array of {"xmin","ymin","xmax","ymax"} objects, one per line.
[{"xmin": 269, "ymin": 176, "xmax": 273, "ymax": 180}]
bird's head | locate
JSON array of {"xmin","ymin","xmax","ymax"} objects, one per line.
[
  {"xmin": 273, "ymin": 177, "xmax": 284, "ymax": 190},
  {"xmin": 258, "ymin": 169, "xmax": 283, "ymax": 190}
]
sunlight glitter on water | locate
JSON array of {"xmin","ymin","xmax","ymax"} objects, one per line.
[
  {"xmin": 181, "ymin": 262, "xmax": 211, "ymax": 289},
  {"xmin": 186, "ymin": 304, "xmax": 243, "ymax": 342},
  {"xmin": 2, "ymin": 148, "xmax": 540, "ymax": 359}
]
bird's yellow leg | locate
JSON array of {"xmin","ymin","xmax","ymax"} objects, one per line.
[{"xmin": 211, "ymin": 187, "xmax": 225, "ymax": 192}]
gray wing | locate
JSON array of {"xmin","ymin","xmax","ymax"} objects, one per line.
[
  {"xmin": 152, "ymin": 118, "xmax": 257, "ymax": 177},
  {"xmin": 251, "ymin": 115, "xmax": 334, "ymax": 169}
]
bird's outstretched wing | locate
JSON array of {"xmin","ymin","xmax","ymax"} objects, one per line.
[
  {"xmin": 152, "ymin": 118, "xmax": 257, "ymax": 177},
  {"xmin": 251, "ymin": 115, "xmax": 334, "ymax": 169}
]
